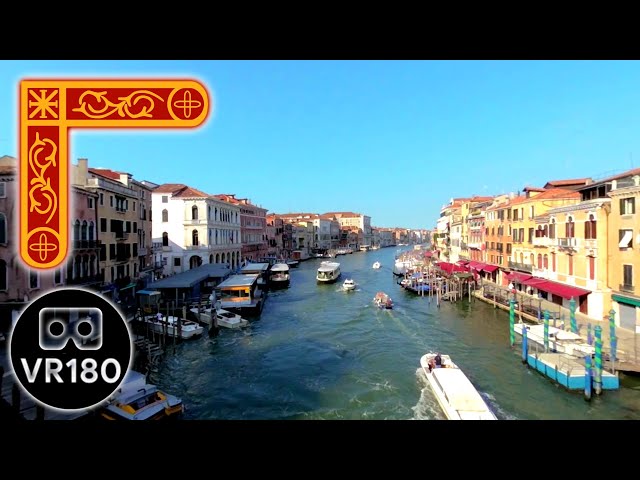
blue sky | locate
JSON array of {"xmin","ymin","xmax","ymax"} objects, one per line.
[{"xmin": 2, "ymin": 60, "xmax": 640, "ymax": 229}]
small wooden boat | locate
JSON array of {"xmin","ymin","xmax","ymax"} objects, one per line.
[{"xmin": 373, "ymin": 291, "xmax": 393, "ymax": 309}]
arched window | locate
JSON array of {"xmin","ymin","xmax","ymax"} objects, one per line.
[
  {"xmin": 209, "ymin": 254, "xmax": 213, "ymax": 263},
  {"xmin": 73, "ymin": 220, "xmax": 81, "ymax": 241},
  {"xmin": 215, "ymin": 207, "xmax": 218, "ymax": 221},
  {"xmin": 88, "ymin": 221, "xmax": 95, "ymax": 241},
  {"xmin": 551, "ymin": 253, "xmax": 556, "ymax": 272},
  {"xmin": 519, "ymin": 252, "xmax": 524, "ymax": 263},
  {"xmin": 162, "ymin": 232, "xmax": 169, "ymax": 247},
  {"xmin": 549, "ymin": 218, "xmax": 556, "ymax": 239},
  {"xmin": 543, "ymin": 225, "xmax": 548, "ymax": 237},
  {"xmin": 192, "ymin": 229, "xmax": 199, "ymax": 246},
  {"xmin": 537, "ymin": 254, "xmax": 542, "ymax": 269},
  {"xmin": 566, "ymin": 215, "xmax": 575, "ymax": 238},
  {"xmin": 585, "ymin": 213, "xmax": 597, "ymax": 240},
  {"xmin": 192, "ymin": 205, "xmax": 198, "ymax": 220},
  {"xmin": 543, "ymin": 254, "xmax": 548, "ymax": 269},
  {"xmin": 162, "ymin": 209, "xmax": 168, "ymax": 222},
  {"xmin": 0, "ymin": 213, "xmax": 6, "ymax": 244},
  {"xmin": 530, "ymin": 253, "xmax": 535, "ymax": 264},
  {"xmin": 0, "ymin": 260, "xmax": 7, "ymax": 291},
  {"xmin": 81, "ymin": 220, "xmax": 88, "ymax": 241}
]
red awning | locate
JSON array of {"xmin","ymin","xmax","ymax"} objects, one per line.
[
  {"xmin": 522, "ymin": 278, "xmax": 591, "ymax": 300},
  {"xmin": 507, "ymin": 272, "xmax": 532, "ymax": 283},
  {"xmin": 424, "ymin": 251, "xmax": 433, "ymax": 257},
  {"xmin": 457, "ymin": 260, "xmax": 470, "ymax": 266},
  {"xmin": 482, "ymin": 264, "xmax": 500, "ymax": 273},
  {"xmin": 468, "ymin": 261, "xmax": 486, "ymax": 270}
]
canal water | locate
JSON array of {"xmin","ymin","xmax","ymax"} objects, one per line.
[{"xmin": 154, "ymin": 247, "xmax": 640, "ymax": 420}]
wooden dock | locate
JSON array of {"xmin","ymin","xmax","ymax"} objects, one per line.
[{"xmin": 526, "ymin": 352, "xmax": 619, "ymax": 390}]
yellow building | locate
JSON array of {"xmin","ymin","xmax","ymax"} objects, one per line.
[{"xmin": 607, "ymin": 169, "xmax": 640, "ymax": 332}]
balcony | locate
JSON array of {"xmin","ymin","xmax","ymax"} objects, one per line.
[
  {"xmin": 619, "ymin": 284, "xmax": 635, "ymax": 294},
  {"xmin": 186, "ymin": 244, "xmax": 204, "ymax": 250},
  {"xmin": 115, "ymin": 232, "xmax": 129, "ymax": 241},
  {"xmin": 87, "ymin": 177, "xmax": 136, "ymax": 197},
  {"xmin": 184, "ymin": 218, "xmax": 205, "ymax": 225},
  {"xmin": 508, "ymin": 261, "xmax": 533, "ymax": 273},
  {"xmin": 532, "ymin": 237, "xmax": 553, "ymax": 247},
  {"xmin": 138, "ymin": 247, "xmax": 147, "ymax": 256},
  {"xmin": 73, "ymin": 239, "xmax": 101, "ymax": 249},
  {"xmin": 583, "ymin": 239, "xmax": 598, "ymax": 250},
  {"xmin": 67, "ymin": 274, "xmax": 104, "ymax": 285},
  {"xmin": 557, "ymin": 237, "xmax": 578, "ymax": 249},
  {"xmin": 467, "ymin": 242, "xmax": 481, "ymax": 250}
]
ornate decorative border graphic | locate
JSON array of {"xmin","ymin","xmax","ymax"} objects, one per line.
[{"xmin": 20, "ymin": 79, "xmax": 210, "ymax": 269}]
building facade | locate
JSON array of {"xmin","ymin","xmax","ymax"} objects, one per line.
[{"xmin": 216, "ymin": 194, "xmax": 268, "ymax": 262}]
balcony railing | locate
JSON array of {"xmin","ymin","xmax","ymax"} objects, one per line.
[
  {"xmin": 557, "ymin": 237, "xmax": 578, "ymax": 248},
  {"xmin": 138, "ymin": 247, "xmax": 148, "ymax": 256},
  {"xmin": 67, "ymin": 274, "xmax": 104, "ymax": 285},
  {"xmin": 73, "ymin": 239, "xmax": 102, "ymax": 249},
  {"xmin": 467, "ymin": 242, "xmax": 481, "ymax": 249},
  {"xmin": 619, "ymin": 284, "xmax": 635, "ymax": 294},
  {"xmin": 532, "ymin": 237, "xmax": 553, "ymax": 247},
  {"xmin": 508, "ymin": 261, "xmax": 533, "ymax": 273},
  {"xmin": 184, "ymin": 218, "xmax": 205, "ymax": 225},
  {"xmin": 115, "ymin": 232, "xmax": 129, "ymax": 241}
]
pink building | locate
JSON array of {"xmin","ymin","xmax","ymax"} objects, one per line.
[
  {"xmin": 216, "ymin": 194, "xmax": 268, "ymax": 262},
  {"xmin": 0, "ymin": 156, "xmax": 100, "ymax": 335}
]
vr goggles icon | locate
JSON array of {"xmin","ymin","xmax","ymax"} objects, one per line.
[{"xmin": 38, "ymin": 308, "xmax": 103, "ymax": 351}]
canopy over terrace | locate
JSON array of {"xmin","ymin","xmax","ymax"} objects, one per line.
[
  {"xmin": 521, "ymin": 277, "xmax": 591, "ymax": 301},
  {"xmin": 435, "ymin": 261, "xmax": 470, "ymax": 276},
  {"xmin": 145, "ymin": 263, "xmax": 232, "ymax": 305}
]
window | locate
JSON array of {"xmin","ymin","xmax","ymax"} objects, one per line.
[
  {"xmin": 565, "ymin": 216, "xmax": 575, "ymax": 238},
  {"xmin": 29, "ymin": 270, "xmax": 39, "ymax": 289},
  {"xmin": 619, "ymin": 229, "xmax": 633, "ymax": 249},
  {"xmin": 551, "ymin": 252, "xmax": 556, "ymax": 272},
  {"xmin": 528, "ymin": 228, "xmax": 534, "ymax": 243},
  {"xmin": 100, "ymin": 218, "xmax": 107, "ymax": 232},
  {"xmin": 0, "ymin": 260, "xmax": 6, "ymax": 291},
  {"xmin": 589, "ymin": 256, "xmax": 595, "ymax": 281},
  {"xmin": 568, "ymin": 254, "xmax": 573, "ymax": 276},
  {"xmin": 110, "ymin": 195, "xmax": 113, "ymax": 207},
  {"xmin": 537, "ymin": 254, "xmax": 542, "ymax": 269},
  {"xmin": 133, "ymin": 201, "xmax": 136, "ymax": 212},
  {"xmin": 88, "ymin": 197, "xmax": 94, "ymax": 209},
  {"xmin": 585, "ymin": 214, "xmax": 597, "ymax": 239},
  {"xmin": 54, "ymin": 268, "xmax": 62, "ymax": 285},
  {"xmin": 162, "ymin": 209, "xmax": 168, "ymax": 222},
  {"xmin": 543, "ymin": 254, "xmax": 548, "ymax": 269},
  {"xmin": 529, "ymin": 206, "xmax": 534, "ymax": 219},
  {"xmin": 0, "ymin": 213, "xmax": 6, "ymax": 244},
  {"xmin": 109, "ymin": 244, "xmax": 116, "ymax": 259},
  {"xmin": 174, "ymin": 257, "xmax": 181, "ymax": 267},
  {"xmin": 162, "ymin": 196, "xmax": 168, "ymax": 203},
  {"xmin": 506, "ymin": 243, "xmax": 512, "ymax": 254},
  {"xmin": 623, "ymin": 264, "xmax": 633, "ymax": 287},
  {"xmin": 0, "ymin": 183, "xmax": 5, "ymax": 198},
  {"xmin": 99, "ymin": 193, "xmax": 104, "ymax": 205},
  {"xmin": 192, "ymin": 205, "xmax": 198, "ymax": 220},
  {"xmin": 192, "ymin": 229, "xmax": 199, "ymax": 246},
  {"xmin": 133, "ymin": 222, "xmax": 137, "ymax": 233},
  {"xmin": 549, "ymin": 219, "xmax": 556, "ymax": 239},
  {"xmin": 162, "ymin": 232, "xmax": 169, "ymax": 247},
  {"xmin": 621, "ymin": 197, "xmax": 636, "ymax": 215}
]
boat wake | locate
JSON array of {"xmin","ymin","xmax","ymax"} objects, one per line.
[
  {"xmin": 412, "ymin": 369, "xmax": 446, "ymax": 420},
  {"xmin": 478, "ymin": 391, "xmax": 518, "ymax": 420}
]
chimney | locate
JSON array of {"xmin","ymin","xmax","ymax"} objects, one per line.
[
  {"xmin": 74, "ymin": 158, "xmax": 88, "ymax": 186},
  {"xmin": 119, "ymin": 173, "xmax": 129, "ymax": 186}
]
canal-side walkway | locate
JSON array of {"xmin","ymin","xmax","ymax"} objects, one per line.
[{"xmin": 474, "ymin": 283, "xmax": 640, "ymax": 373}]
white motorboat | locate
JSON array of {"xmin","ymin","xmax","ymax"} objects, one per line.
[
  {"xmin": 269, "ymin": 262, "xmax": 291, "ymax": 288},
  {"xmin": 372, "ymin": 261, "xmax": 381, "ymax": 269},
  {"xmin": 141, "ymin": 314, "xmax": 204, "ymax": 339},
  {"xmin": 317, "ymin": 261, "xmax": 341, "ymax": 283},
  {"xmin": 99, "ymin": 371, "xmax": 184, "ymax": 420},
  {"xmin": 420, "ymin": 353, "xmax": 496, "ymax": 420},
  {"xmin": 216, "ymin": 308, "xmax": 249, "ymax": 329},
  {"xmin": 343, "ymin": 279, "xmax": 357, "ymax": 291},
  {"xmin": 513, "ymin": 323, "xmax": 595, "ymax": 357}
]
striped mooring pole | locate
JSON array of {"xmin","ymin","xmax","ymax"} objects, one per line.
[
  {"xmin": 584, "ymin": 354, "xmax": 592, "ymax": 402},
  {"xmin": 522, "ymin": 325, "xmax": 528, "ymax": 364},
  {"xmin": 543, "ymin": 310, "xmax": 550, "ymax": 352},
  {"xmin": 509, "ymin": 298, "xmax": 515, "ymax": 347},
  {"xmin": 587, "ymin": 323, "xmax": 593, "ymax": 346},
  {"xmin": 594, "ymin": 325, "xmax": 603, "ymax": 395},
  {"xmin": 609, "ymin": 309, "xmax": 617, "ymax": 364},
  {"xmin": 569, "ymin": 297, "xmax": 577, "ymax": 333}
]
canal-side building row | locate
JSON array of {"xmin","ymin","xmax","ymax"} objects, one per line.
[{"xmin": 432, "ymin": 168, "xmax": 640, "ymax": 332}]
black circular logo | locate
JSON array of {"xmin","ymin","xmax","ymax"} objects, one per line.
[{"xmin": 9, "ymin": 288, "xmax": 132, "ymax": 411}]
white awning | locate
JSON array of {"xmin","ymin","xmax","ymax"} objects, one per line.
[{"xmin": 619, "ymin": 230, "xmax": 632, "ymax": 248}]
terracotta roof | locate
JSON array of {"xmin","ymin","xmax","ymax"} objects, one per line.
[
  {"xmin": 0, "ymin": 166, "xmax": 16, "ymax": 175},
  {"xmin": 523, "ymin": 186, "xmax": 546, "ymax": 192},
  {"xmin": 153, "ymin": 183, "xmax": 209, "ymax": 198},
  {"xmin": 153, "ymin": 183, "xmax": 188, "ymax": 194},
  {"xmin": 543, "ymin": 178, "xmax": 591, "ymax": 188},
  {"xmin": 469, "ymin": 196, "xmax": 494, "ymax": 202},
  {"xmin": 598, "ymin": 167, "xmax": 640, "ymax": 184},
  {"xmin": 214, "ymin": 194, "xmax": 240, "ymax": 204},
  {"xmin": 528, "ymin": 188, "xmax": 581, "ymax": 200},
  {"xmin": 88, "ymin": 168, "xmax": 123, "ymax": 181},
  {"xmin": 323, "ymin": 211, "xmax": 363, "ymax": 217},
  {"xmin": 173, "ymin": 186, "xmax": 209, "ymax": 198}
]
